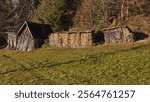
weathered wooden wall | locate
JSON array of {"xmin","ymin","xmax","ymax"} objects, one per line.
[
  {"xmin": 49, "ymin": 31, "xmax": 94, "ymax": 48},
  {"xmin": 16, "ymin": 27, "xmax": 35, "ymax": 51},
  {"xmin": 17, "ymin": 35, "xmax": 35, "ymax": 51},
  {"xmin": 7, "ymin": 32, "xmax": 17, "ymax": 50}
]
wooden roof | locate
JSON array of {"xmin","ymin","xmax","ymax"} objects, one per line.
[
  {"xmin": 17, "ymin": 21, "xmax": 53, "ymax": 38},
  {"xmin": 101, "ymin": 26, "xmax": 132, "ymax": 31},
  {"xmin": 51, "ymin": 30, "xmax": 95, "ymax": 35}
]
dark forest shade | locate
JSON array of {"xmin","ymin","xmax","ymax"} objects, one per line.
[{"xmin": 16, "ymin": 21, "xmax": 52, "ymax": 51}]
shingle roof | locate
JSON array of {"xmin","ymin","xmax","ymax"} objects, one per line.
[
  {"xmin": 17, "ymin": 21, "xmax": 53, "ymax": 38},
  {"xmin": 101, "ymin": 26, "xmax": 132, "ymax": 32}
]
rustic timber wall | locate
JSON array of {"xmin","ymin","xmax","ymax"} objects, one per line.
[
  {"xmin": 102, "ymin": 26, "xmax": 135, "ymax": 44},
  {"xmin": 16, "ymin": 35, "xmax": 35, "ymax": 51},
  {"xmin": 7, "ymin": 32, "xmax": 17, "ymax": 50},
  {"xmin": 16, "ymin": 26, "xmax": 37, "ymax": 51},
  {"xmin": 49, "ymin": 30, "xmax": 95, "ymax": 48}
]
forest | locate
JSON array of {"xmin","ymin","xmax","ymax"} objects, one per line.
[{"xmin": 0, "ymin": 0, "xmax": 150, "ymax": 33}]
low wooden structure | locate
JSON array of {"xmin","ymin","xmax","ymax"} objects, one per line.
[
  {"xmin": 7, "ymin": 32, "xmax": 17, "ymax": 50},
  {"xmin": 101, "ymin": 26, "xmax": 135, "ymax": 43},
  {"xmin": 49, "ymin": 30, "xmax": 95, "ymax": 48},
  {"xmin": 16, "ymin": 21, "xmax": 52, "ymax": 51}
]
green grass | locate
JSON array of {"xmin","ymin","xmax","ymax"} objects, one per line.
[{"xmin": 0, "ymin": 41, "xmax": 150, "ymax": 85}]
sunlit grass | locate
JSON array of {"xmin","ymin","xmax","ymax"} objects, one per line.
[{"xmin": 0, "ymin": 40, "xmax": 150, "ymax": 85}]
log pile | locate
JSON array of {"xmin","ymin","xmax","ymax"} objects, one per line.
[
  {"xmin": 49, "ymin": 30, "xmax": 95, "ymax": 48},
  {"xmin": 102, "ymin": 26, "xmax": 135, "ymax": 43}
]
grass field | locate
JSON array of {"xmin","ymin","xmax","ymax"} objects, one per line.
[{"xmin": 0, "ymin": 41, "xmax": 150, "ymax": 85}]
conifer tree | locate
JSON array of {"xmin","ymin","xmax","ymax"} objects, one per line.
[{"xmin": 36, "ymin": 0, "xmax": 67, "ymax": 31}]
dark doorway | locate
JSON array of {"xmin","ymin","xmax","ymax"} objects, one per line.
[
  {"xmin": 94, "ymin": 31, "xmax": 105, "ymax": 45},
  {"xmin": 0, "ymin": 36, "xmax": 7, "ymax": 49}
]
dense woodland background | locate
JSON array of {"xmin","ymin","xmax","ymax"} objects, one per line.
[
  {"xmin": 0, "ymin": 0, "xmax": 150, "ymax": 34},
  {"xmin": 1, "ymin": 0, "xmax": 150, "ymax": 85}
]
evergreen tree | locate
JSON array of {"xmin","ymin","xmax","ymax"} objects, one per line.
[
  {"xmin": 36, "ymin": 0, "xmax": 65, "ymax": 31},
  {"xmin": 36, "ymin": 0, "xmax": 77, "ymax": 31}
]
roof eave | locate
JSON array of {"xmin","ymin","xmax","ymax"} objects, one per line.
[{"xmin": 17, "ymin": 21, "xmax": 34, "ymax": 38}]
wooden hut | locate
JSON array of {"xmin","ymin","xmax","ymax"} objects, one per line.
[
  {"xmin": 49, "ymin": 30, "xmax": 95, "ymax": 48},
  {"xmin": 16, "ymin": 21, "xmax": 52, "ymax": 51},
  {"xmin": 101, "ymin": 26, "xmax": 135, "ymax": 44},
  {"xmin": 7, "ymin": 32, "xmax": 17, "ymax": 50}
]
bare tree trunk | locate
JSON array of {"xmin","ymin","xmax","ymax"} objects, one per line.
[
  {"xmin": 101, "ymin": 0, "xmax": 108, "ymax": 23},
  {"xmin": 125, "ymin": 0, "xmax": 129, "ymax": 24},
  {"xmin": 120, "ymin": 0, "xmax": 125, "ymax": 25}
]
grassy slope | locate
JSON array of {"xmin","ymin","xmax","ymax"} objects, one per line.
[{"xmin": 0, "ymin": 41, "xmax": 150, "ymax": 85}]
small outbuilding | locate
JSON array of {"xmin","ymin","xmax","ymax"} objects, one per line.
[
  {"xmin": 49, "ymin": 30, "xmax": 95, "ymax": 48},
  {"xmin": 16, "ymin": 21, "xmax": 52, "ymax": 51},
  {"xmin": 101, "ymin": 26, "xmax": 135, "ymax": 43},
  {"xmin": 7, "ymin": 32, "xmax": 17, "ymax": 50}
]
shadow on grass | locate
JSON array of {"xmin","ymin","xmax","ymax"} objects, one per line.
[
  {"xmin": 1, "ymin": 41, "xmax": 150, "ymax": 84},
  {"xmin": 0, "ymin": 55, "xmax": 86, "ymax": 76},
  {"xmin": 0, "ymin": 55, "xmax": 93, "ymax": 84},
  {"xmin": 1, "ymin": 41, "xmax": 150, "ymax": 76},
  {"xmin": 1, "ymin": 55, "xmax": 54, "ymax": 84}
]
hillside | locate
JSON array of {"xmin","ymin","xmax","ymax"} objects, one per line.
[
  {"xmin": 0, "ymin": 41, "xmax": 150, "ymax": 85},
  {"xmin": 0, "ymin": 0, "xmax": 150, "ymax": 85}
]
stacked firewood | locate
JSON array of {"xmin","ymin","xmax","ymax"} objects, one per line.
[
  {"xmin": 49, "ymin": 30, "xmax": 94, "ymax": 48},
  {"xmin": 102, "ymin": 26, "xmax": 135, "ymax": 44}
]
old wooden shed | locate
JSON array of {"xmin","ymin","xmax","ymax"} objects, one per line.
[
  {"xmin": 49, "ymin": 30, "xmax": 95, "ymax": 48},
  {"xmin": 16, "ymin": 21, "xmax": 52, "ymax": 51},
  {"xmin": 7, "ymin": 32, "xmax": 17, "ymax": 50},
  {"xmin": 101, "ymin": 26, "xmax": 135, "ymax": 44}
]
